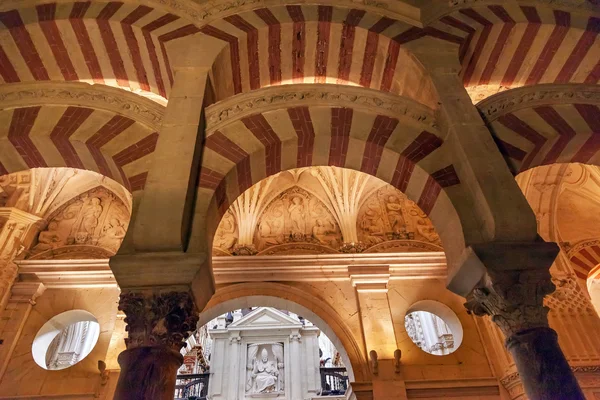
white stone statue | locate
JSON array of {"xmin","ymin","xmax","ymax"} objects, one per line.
[{"xmin": 250, "ymin": 348, "xmax": 279, "ymax": 393}]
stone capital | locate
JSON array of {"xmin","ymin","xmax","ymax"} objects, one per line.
[
  {"xmin": 463, "ymin": 241, "xmax": 559, "ymax": 338},
  {"xmin": 118, "ymin": 287, "xmax": 199, "ymax": 352}
]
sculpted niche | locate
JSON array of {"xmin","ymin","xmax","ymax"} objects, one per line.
[
  {"xmin": 246, "ymin": 344, "xmax": 284, "ymax": 395},
  {"xmin": 29, "ymin": 187, "xmax": 130, "ymax": 259}
]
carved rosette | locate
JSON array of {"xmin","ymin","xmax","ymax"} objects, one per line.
[
  {"xmin": 465, "ymin": 268, "xmax": 556, "ymax": 338},
  {"xmin": 118, "ymin": 290, "xmax": 199, "ymax": 352}
]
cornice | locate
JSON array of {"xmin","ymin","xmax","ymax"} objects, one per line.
[
  {"xmin": 0, "ymin": 0, "xmax": 423, "ymax": 28},
  {"xmin": 205, "ymin": 84, "xmax": 438, "ymax": 133},
  {"xmin": 476, "ymin": 84, "xmax": 600, "ymax": 123},
  {"xmin": 0, "ymin": 82, "xmax": 165, "ymax": 131},
  {"xmin": 212, "ymin": 251, "xmax": 447, "ymax": 283},
  {"xmin": 16, "ymin": 259, "xmax": 117, "ymax": 288}
]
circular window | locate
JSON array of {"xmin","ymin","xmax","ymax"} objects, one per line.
[
  {"xmin": 404, "ymin": 300, "xmax": 463, "ymax": 356},
  {"xmin": 32, "ymin": 310, "xmax": 100, "ymax": 370}
]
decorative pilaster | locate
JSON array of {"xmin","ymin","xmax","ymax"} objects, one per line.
[
  {"xmin": 290, "ymin": 329, "xmax": 302, "ymax": 400},
  {"xmin": 0, "ymin": 208, "xmax": 43, "ymax": 310},
  {"xmin": 463, "ymin": 242, "xmax": 584, "ymax": 400},
  {"xmin": 114, "ymin": 288, "xmax": 199, "ymax": 400}
]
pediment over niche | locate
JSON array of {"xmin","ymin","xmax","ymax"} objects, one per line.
[
  {"xmin": 27, "ymin": 186, "xmax": 131, "ymax": 260},
  {"xmin": 228, "ymin": 307, "xmax": 303, "ymax": 329}
]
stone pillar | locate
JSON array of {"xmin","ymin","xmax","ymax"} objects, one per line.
[
  {"xmin": 464, "ymin": 242, "xmax": 584, "ymax": 400},
  {"xmin": 290, "ymin": 329, "xmax": 303, "ymax": 400},
  {"xmin": 114, "ymin": 288, "xmax": 198, "ymax": 400}
]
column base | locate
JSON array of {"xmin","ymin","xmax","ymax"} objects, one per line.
[
  {"xmin": 506, "ymin": 327, "xmax": 584, "ymax": 400},
  {"xmin": 114, "ymin": 346, "xmax": 183, "ymax": 400}
]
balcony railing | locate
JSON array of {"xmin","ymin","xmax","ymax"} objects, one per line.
[
  {"xmin": 320, "ymin": 367, "xmax": 348, "ymax": 396},
  {"xmin": 174, "ymin": 373, "xmax": 210, "ymax": 400}
]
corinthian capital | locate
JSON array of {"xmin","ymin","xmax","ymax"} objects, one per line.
[
  {"xmin": 119, "ymin": 288, "xmax": 199, "ymax": 352},
  {"xmin": 465, "ymin": 268, "xmax": 555, "ymax": 337},
  {"xmin": 460, "ymin": 241, "xmax": 559, "ymax": 338}
]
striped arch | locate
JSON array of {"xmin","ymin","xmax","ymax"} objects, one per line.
[
  {"xmin": 195, "ymin": 94, "xmax": 470, "ymax": 265},
  {"xmin": 0, "ymin": 1, "xmax": 201, "ymax": 103},
  {"xmin": 478, "ymin": 84, "xmax": 600, "ymax": 174},
  {"xmin": 0, "ymin": 85, "xmax": 164, "ymax": 191},
  {"xmin": 568, "ymin": 239, "xmax": 600, "ymax": 280},
  {"xmin": 201, "ymin": 5, "xmax": 439, "ymax": 108},
  {"xmin": 426, "ymin": 3, "xmax": 600, "ymax": 103}
]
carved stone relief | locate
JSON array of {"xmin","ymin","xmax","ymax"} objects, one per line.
[
  {"xmin": 0, "ymin": 171, "xmax": 31, "ymax": 209},
  {"xmin": 213, "ymin": 210, "xmax": 238, "ymax": 253},
  {"xmin": 246, "ymin": 344, "xmax": 284, "ymax": 395},
  {"xmin": 357, "ymin": 186, "xmax": 442, "ymax": 247},
  {"xmin": 254, "ymin": 187, "xmax": 342, "ymax": 252},
  {"xmin": 29, "ymin": 187, "xmax": 130, "ymax": 258},
  {"xmin": 212, "ymin": 168, "xmax": 444, "ymax": 256}
]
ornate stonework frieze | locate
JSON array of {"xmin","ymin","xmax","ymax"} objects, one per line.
[
  {"xmin": 464, "ymin": 268, "xmax": 555, "ymax": 338},
  {"xmin": 546, "ymin": 274, "xmax": 596, "ymax": 314},
  {"xmin": 0, "ymin": 82, "xmax": 164, "ymax": 131},
  {"xmin": 205, "ymin": 84, "xmax": 438, "ymax": 133},
  {"xmin": 476, "ymin": 84, "xmax": 600, "ymax": 122},
  {"xmin": 119, "ymin": 289, "xmax": 199, "ymax": 352}
]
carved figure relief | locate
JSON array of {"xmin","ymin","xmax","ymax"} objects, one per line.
[
  {"xmin": 246, "ymin": 344, "xmax": 284, "ymax": 395},
  {"xmin": 30, "ymin": 187, "xmax": 130, "ymax": 257},
  {"xmin": 212, "ymin": 169, "xmax": 443, "ymax": 256},
  {"xmin": 214, "ymin": 210, "xmax": 238, "ymax": 252},
  {"xmin": 254, "ymin": 187, "xmax": 341, "ymax": 252},
  {"xmin": 357, "ymin": 186, "xmax": 441, "ymax": 247}
]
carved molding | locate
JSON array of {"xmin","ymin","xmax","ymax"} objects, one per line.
[
  {"xmin": 501, "ymin": 368, "xmax": 600, "ymax": 393},
  {"xmin": 0, "ymin": 82, "xmax": 164, "ymax": 131},
  {"xmin": 546, "ymin": 274, "xmax": 596, "ymax": 314},
  {"xmin": 119, "ymin": 289, "xmax": 199, "ymax": 352},
  {"xmin": 465, "ymin": 268, "xmax": 555, "ymax": 338},
  {"xmin": 565, "ymin": 238, "xmax": 600, "ymax": 258},
  {"xmin": 476, "ymin": 84, "xmax": 600, "ymax": 123},
  {"xmin": 205, "ymin": 84, "xmax": 438, "ymax": 133}
]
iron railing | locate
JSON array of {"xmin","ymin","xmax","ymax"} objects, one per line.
[
  {"xmin": 320, "ymin": 367, "xmax": 348, "ymax": 396},
  {"xmin": 174, "ymin": 373, "xmax": 210, "ymax": 400}
]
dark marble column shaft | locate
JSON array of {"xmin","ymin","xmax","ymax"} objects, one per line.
[
  {"xmin": 464, "ymin": 242, "xmax": 584, "ymax": 400},
  {"xmin": 506, "ymin": 327, "xmax": 584, "ymax": 400},
  {"xmin": 113, "ymin": 289, "xmax": 198, "ymax": 400}
]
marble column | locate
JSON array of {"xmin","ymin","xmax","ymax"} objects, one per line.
[
  {"xmin": 464, "ymin": 242, "xmax": 584, "ymax": 400},
  {"xmin": 114, "ymin": 288, "xmax": 198, "ymax": 400}
]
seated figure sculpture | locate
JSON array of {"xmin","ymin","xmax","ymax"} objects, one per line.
[{"xmin": 251, "ymin": 348, "xmax": 279, "ymax": 393}]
